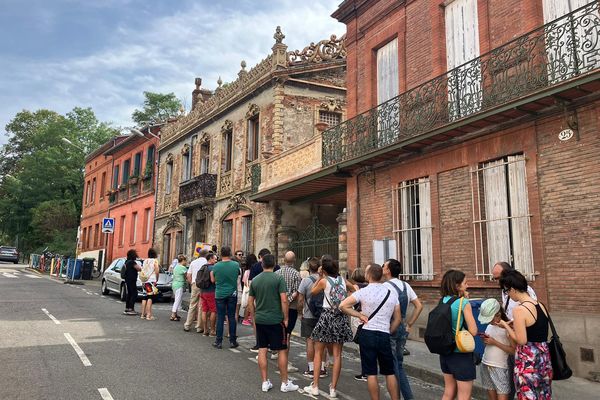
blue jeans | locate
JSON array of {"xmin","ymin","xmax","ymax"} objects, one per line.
[
  {"xmin": 216, "ymin": 294, "xmax": 237, "ymax": 344},
  {"xmin": 391, "ymin": 325, "xmax": 413, "ymax": 400}
]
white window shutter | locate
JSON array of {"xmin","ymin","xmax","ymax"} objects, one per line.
[
  {"xmin": 507, "ymin": 156, "xmax": 534, "ymax": 278},
  {"xmin": 483, "ymin": 160, "xmax": 511, "ymax": 269},
  {"xmin": 377, "ymin": 38, "xmax": 399, "ymax": 105},
  {"xmin": 373, "ymin": 240, "xmax": 385, "ymax": 265},
  {"xmin": 419, "ymin": 178, "xmax": 433, "ymax": 278}
]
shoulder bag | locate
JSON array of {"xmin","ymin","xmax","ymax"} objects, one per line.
[
  {"xmin": 544, "ymin": 304, "xmax": 572, "ymax": 380},
  {"xmin": 353, "ymin": 289, "xmax": 391, "ymax": 344},
  {"xmin": 455, "ymin": 297, "xmax": 475, "ymax": 353}
]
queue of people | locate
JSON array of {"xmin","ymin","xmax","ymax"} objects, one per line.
[{"xmin": 121, "ymin": 246, "xmax": 556, "ymax": 400}]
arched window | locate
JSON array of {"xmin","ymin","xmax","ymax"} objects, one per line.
[{"xmin": 221, "ymin": 209, "xmax": 253, "ymax": 254}]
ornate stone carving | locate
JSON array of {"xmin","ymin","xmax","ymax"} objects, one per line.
[
  {"xmin": 219, "ymin": 172, "xmax": 232, "ymax": 194},
  {"xmin": 199, "ymin": 131, "xmax": 210, "ymax": 144},
  {"xmin": 246, "ymin": 103, "xmax": 260, "ymax": 119},
  {"xmin": 227, "ymin": 193, "xmax": 247, "ymax": 210},
  {"xmin": 288, "ymin": 34, "xmax": 347, "ymax": 64},
  {"xmin": 319, "ymin": 98, "xmax": 344, "ymax": 113},
  {"xmin": 198, "ymin": 204, "xmax": 214, "ymax": 217},
  {"xmin": 273, "ymin": 26, "xmax": 285, "ymax": 44},
  {"xmin": 221, "ymin": 120, "xmax": 233, "ymax": 133},
  {"xmin": 181, "ymin": 143, "xmax": 190, "ymax": 155},
  {"xmin": 165, "ymin": 153, "xmax": 174, "ymax": 164},
  {"xmin": 166, "ymin": 213, "xmax": 182, "ymax": 230}
]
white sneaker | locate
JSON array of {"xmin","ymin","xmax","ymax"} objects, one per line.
[
  {"xmin": 270, "ymin": 352, "xmax": 279, "ymax": 360},
  {"xmin": 261, "ymin": 380, "xmax": 273, "ymax": 392},
  {"xmin": 303, "ymin": 384, "xmax": 319, "ymax": 396},
  {"xmin": 329, "ymin": 385, "xmax": 338, "ymax": 398},
  {"xmin": 287, "ymin": 363, "xmax": 298, "ymax": 372},
  {"xmin": 280, "ymin": 380, "xmax": 299, "ymax": 392}
]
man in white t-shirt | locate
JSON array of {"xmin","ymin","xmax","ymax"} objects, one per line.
[
  {"xmin": 340, "ymin": 264, "xmax": 401, "ymax": 400},
  {"xmin": 383, "ymin": 259, "xmax": 423, "ymax": 400},
  {"xmin": 184, "ymin": 249, "xmax": 208, "ymax": 333}
]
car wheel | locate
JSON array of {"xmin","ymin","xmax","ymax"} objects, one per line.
[
  {"xmin": 101, "ymin": 280, "xmax": 110, "ymax": 295},
  {"xmin": 119, "ymin": 284, "xmax": 127, "ymax": 301}
]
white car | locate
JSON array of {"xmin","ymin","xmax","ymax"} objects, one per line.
[{"xmin": 100, "ymin": 258, "xmax": 173, "ymax": 301}]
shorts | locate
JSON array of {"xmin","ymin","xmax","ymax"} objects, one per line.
[
  {"xmin": 237, "ymin": 290, "xmax": 242, "ymax": 305},
  {"xmin": 256, "ymin": 322, "xmax": 288, "ymax": 351},
  {"xmin": 439, "ymin": 352, "xmax": 477, "ymax": 381},
  {"xmin": 480, "ymin": 364, "xmax": 512, "ymax": 394},
  {"xmin": 301, "ymin": 318, "xmax": 318, "ymax": 338},
  {"xmin": 358, "ymin": 329, "xmax": 395, "ymax": 376},
  {"xmin": 201, "ymin": 292, "xmax": 217, "ymax": 313}
]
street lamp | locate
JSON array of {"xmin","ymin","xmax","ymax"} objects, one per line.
[
  {"xmin": 130, "ymin": 128, "xmax": 160, "ymax": 140},
  {"xmin": 61, "ymin": 137, "xmax": 85, "ymax": 152}
]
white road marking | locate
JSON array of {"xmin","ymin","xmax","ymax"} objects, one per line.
[
  {"xmin": 24, "ymin": 274, "xmax": 41, "ymax": 279},
  {"xmin": 229, "ymin": 348, "xmax": 241, "ymax": 353},
  {"xmin": 64, "ymin": 333, "xmax": 92, "ymax": 367},
  {"xmin": 2, "ymin": 272, "xmax": 17, "ymax": 278},
  {"xmin": 41, "ymin": 308, "xmax": 61, "ymax": 325},
  {"xmin": 97, "ymin": 388, "xmax": 114, "ymax": 400},
  {"xmin": 248, "ymin": 357, "xmax": 258, "ymax": 364},
  {"xmin": 94, "ymin": 293, "xmax": 99, "ymax": 295}
]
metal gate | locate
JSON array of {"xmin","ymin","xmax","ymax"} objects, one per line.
[{"xmin": 290, "ymin": 218, "xmax": 338, "ymax": 267}]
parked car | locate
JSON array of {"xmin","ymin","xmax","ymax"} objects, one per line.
[
  {"xmin": 0, "ymin": 246, "xmax": 19, "ymax": 264},
  {"xmin": 100, "ymin": 258, "xmax": 173, "ymax": 301}
]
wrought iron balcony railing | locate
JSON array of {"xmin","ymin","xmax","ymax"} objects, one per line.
[
  {"xmin": 178, "ymin": 173, "xmax": 217, "ymax": 206},
  {"xmin": 322, "ymin": 2, "xmax": 600, "ymax": 167}
]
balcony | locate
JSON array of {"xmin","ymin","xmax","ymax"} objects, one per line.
[
  {"xmin": 323, "ymin": 2, "xmax": 600, "ymax": 167},
  {"xmin": 178, "ymin": 173, "xmax": 217, "ymax": 208}
]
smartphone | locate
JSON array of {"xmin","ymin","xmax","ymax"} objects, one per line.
[{"xmin": 477, "ymin": 332, "xmax": 488, "ymax": 338}]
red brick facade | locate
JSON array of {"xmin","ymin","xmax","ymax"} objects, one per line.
[{"xmin": 334, "ymin": 0, "xmax": 600, "ymax": 378}]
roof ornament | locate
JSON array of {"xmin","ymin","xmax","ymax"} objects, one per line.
[{"xmin": 274, "ymin": 26, "xmax": 285, "ymax": 44}]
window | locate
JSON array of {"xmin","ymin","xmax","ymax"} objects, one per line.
[
  {"xmin": 91, "ymin": 178, "xmax": 97, "ymax": 203},
  {"xmin": 376, "ymin": 38, "xmax": 399, "ymax": 105},
  {"xmin": 82, "ymin": 227, "xmax": 87, "ymax": 249},
  {"xmin": 241, "ymin": 215, "xmax": 253, "ymax": 255},
  {"xmin": 113, "ymin": 165, "xmax": 120, "ymax": 189},
  {"xmin": 471, "ymin": 154, "xmax": 534, "ymax": 279},
  {"xmin": 392, "ymin": 177, "xmax": 433, "ymax": 280},
  {"xmin": 195, "ymin": 218, "xmax": 207, "ymax": 244},
  {"xmin": 182, "ymin": 153, "xmax": 190, "ymax": 181},
  {"xmin": 319, "ymin": 111, "xmax": 341, "ymax": 127},
  {"xmin": 143, "ymin": 208, "xmax": 152, "ymax": 242},
  {"xmin": 146, "ymin": 146, "xmax": 155, "ymax": 176},
  {"xmin": 189, "ymin": 135, "xmax": 197, "ymax": 177},
  {"xmin": 85, "ymin": 181, "xmax": 91, "ymax": 205},
  {"xmin": 87, "ymin": 225, "xmax": 92, "ymax": 249},
  {"xmin": 100, "ymin": 172, "xmax": 106, "ymax": 199},
  {"xmin": 200, "ymin": 141, "xmax": 210, "ymax": 174},
  {"xmin": 222, "ymin": 219, "xmax": 233, "ymax": 249},
  {"xmin": 175, "ymin": 231, "xmax": 183, "ymax": 255},
  {"xmin": 133, "ymin": 152, "xmax": 142, "ymax": 177},
  {"xmin": 162, "ymin": 233, "xmax": 171, "ymax": 266},
  {"xmin": 373, "ymin": 239, "xmax": 397, "ymax": 266},
  {"xmin": 130, "ymin": 212, "xmax": 138, "ymax": 244},
  {"xmin": 445, "ymin": 0, "xmax": 481, "ymax": 118},
  {"xmin": 247, "ymin": 116, "xmax": 260, "ymax": 162},
  {"xmin": 94, "ymin": 224, "xmax": 99, "ymax": 247},
  {"xmin": 122, "ymin": 159, "xmax": 131, "ymax": 184},
  {"xmin": 119, "ymin": 215, "xmax": 126, "ymax": 246},
  {"xmin": 222, "ymin": 130, "xmax": 233, "ymax": 172},
  {"xmin": 165, "ymin": 162, "xmax": 173, "ymax": 194}
]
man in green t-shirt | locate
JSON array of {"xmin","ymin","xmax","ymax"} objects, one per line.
[
  {"xmin": 211, "ymin": 246, "xmax": 240, "ymax": 349},
  {"xmin": 248, "ymin": 254, "xmax": 298, "ymax": 393}
]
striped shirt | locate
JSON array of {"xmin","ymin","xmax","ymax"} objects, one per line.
[{"xmin": 276, "ymin": 265, "xmax": 302, "ymax": 309}]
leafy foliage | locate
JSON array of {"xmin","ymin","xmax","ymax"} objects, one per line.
[
  {"xmin": 131, "ymin": 91, "xmax": 182, "ymax": 126},
  {"xmin": 0, "ymin": 107, "xmax": 118, "ymax": 254}
]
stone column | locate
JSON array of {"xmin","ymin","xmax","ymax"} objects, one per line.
[
  {"xmin": 276, "ymin": 227, "xmax": 297, "ymax": 266},
  {"xmin": 337, "ymin": 210, "xmax": 348, "ymax": 276}
]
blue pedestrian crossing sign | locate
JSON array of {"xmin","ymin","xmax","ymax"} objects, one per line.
[{"xmin": 102, "ymin": 218, "xmax": 115, "ymax": 233}]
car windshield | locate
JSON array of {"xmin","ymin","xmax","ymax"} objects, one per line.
[{"xmin": 0, "ymin": 247, "xmax": 16, "ymax": 252}]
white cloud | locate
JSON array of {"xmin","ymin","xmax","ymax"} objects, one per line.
[{"xmin": 0, "ymin": 0, "xmax": 344, "ymax": 143}]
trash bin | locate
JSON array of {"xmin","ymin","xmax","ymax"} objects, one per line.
[
  {"xmin": 469, "ymin": 298, "xmax": 488, "ymax": 360},
  {"xmin": 66, "ymin": 258, "xmax": 82, "ymax": 279},
  {"xmin": 81, "ymin": 258, "xmax": 94, "ymax": 280}
]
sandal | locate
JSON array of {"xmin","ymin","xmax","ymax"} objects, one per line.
[
  {"xmin": 146, "ymin": 316, "xmax": 156, "ymax": 321},
  {"xmin": 175, "ymin": 315, "xmax": 181, "ymax": 321},
  {"xmin": 170, "ymin": 316, "xmax": 177, "ymax": 321},
  {"xmin": 140, "ymin": 315, "xmax": 146, "ymax": 320}
]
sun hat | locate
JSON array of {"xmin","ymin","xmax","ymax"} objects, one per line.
[{"xmin": 478, "ymin": 298, "xmax": 501, "ymax": 324}]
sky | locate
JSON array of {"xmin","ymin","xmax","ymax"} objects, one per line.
[{"xmin": 0, "ymin": 0, "xmax": 345, "ymax": 145}]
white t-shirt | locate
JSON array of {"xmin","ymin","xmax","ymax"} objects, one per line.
[
  {"xmin": 503, "ymin": 285, "xmax": 537, "ymax": 320},
  {"xmin": 141, "ymin": 258, "xmax": 159, "ymax": 284},
  {"xmin": 385, "ymin": 278, "xmax": 418, "ymax": 303},
  {"xmin": 482, "ymin": 324, "xmax": 511, "ymax": 369},
  {"xmin": 187, "ymin": 257, "xmax": 207, "ymax": 284},
  {"xmin": 351, "ymin": 283, "xmax": 399, "ymax": 334}
]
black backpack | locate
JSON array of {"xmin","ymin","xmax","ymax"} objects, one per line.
[
  {"xmin": 307, "ymin": 276, "xmax": 324, "ymax": 319},
  {"xmin": 195, "ymin": 264, "xmax": 212, "ymax": 289},
  {"xmin": 424, "ymin": 296, "xmax": 458, "ymax": 355}
]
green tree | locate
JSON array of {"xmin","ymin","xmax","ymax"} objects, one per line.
[
  {"xmin": 131, "ymin": 91, "xmax": 182, "ymax": 126},
  {"xmin": 0, "ymin": 107, "xmax": 118, "ymax": 254}
]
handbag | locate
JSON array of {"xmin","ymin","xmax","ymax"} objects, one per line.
[
  {"xmin": 545, "ymin": 305, "xmax": 572, "ymax": 380},
  {"xmin": 455, "ymin": 297, "xmax": 475, "ymax": 353},
  {"xmin": 353, "ymin": 290, "xmax": 391, "ymax": 344}
]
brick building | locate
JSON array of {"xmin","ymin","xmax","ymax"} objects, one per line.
[
  {"xmin": 320, "ymin": 0, "xmax": 600, "ymax": 379},
  {"xmin": 155, "ymin": 27, "xmax": 347, "ymax": 266},
  {"xmin": 78, "ymin": 136, "xmax": 123, "ymax": 268},
  {"xmin": 104, "ymin": 126, "xmax": 159, "ymax": 263}
]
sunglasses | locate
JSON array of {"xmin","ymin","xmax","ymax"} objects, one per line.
[{"xmin": 236, "ymin": 253, "xmax": 243, "ymax": 256}]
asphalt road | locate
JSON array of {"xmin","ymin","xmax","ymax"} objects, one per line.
[{"xmin": 0, "ymin": 262, "xmax": 445, "ymax": 400}]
